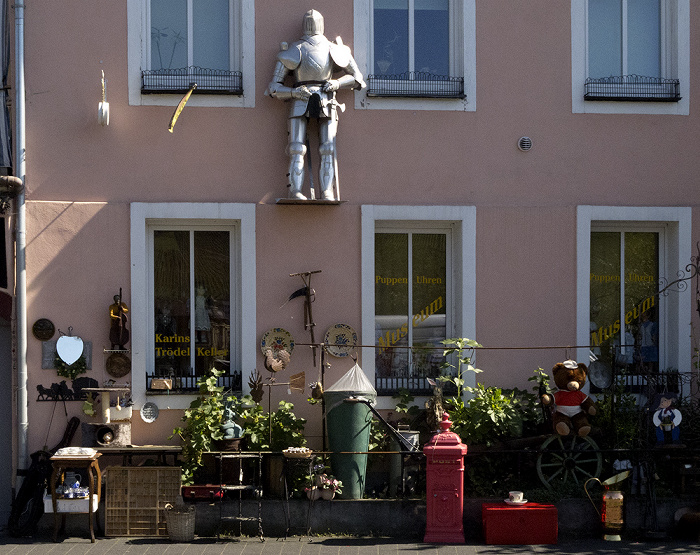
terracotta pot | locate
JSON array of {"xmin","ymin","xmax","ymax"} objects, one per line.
[{"xmin": 320, "ymin": 489, "xmax": 335, "ymax": 500}]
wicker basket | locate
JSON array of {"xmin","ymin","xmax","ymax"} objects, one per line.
[{"xmin": 165, "ymin": 503, "xmax": 196, "ymax": 542}]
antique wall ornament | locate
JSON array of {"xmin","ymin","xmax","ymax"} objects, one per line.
[{"xmin": 266, "ymin": 10, "xmax": 365, "ymax": 201}]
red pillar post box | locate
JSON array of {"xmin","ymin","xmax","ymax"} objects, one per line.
[{"xmin": 423, "ymin": 412, "xmax": 468, "ymax": 543}]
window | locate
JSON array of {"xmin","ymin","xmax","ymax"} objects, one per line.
[
  {"xmin": 361, "ymin": 205, "xmax": 476, "ymax": 402},
  {"xmin": 576, "ymin": 206, "xmax": 692, "ymax": 397},
  {"xmin": 374, "ymin": 230, "xmax": 449, "ymax": 393},
  {"xmin": 130, "ymin": 203, "xmax": 256, "ymax": 410},
  {"xmin": 571, "ymin": 0, "xmax": 689, "ymax": 114},
  {"xmin": 590, "ymin": 228, "xmax": 661, "ymax": 374},
  {"xmin": 354, "ymin": 0, "xmax": 476, "ymax": 110},
  {"xmin": 152, "ymin": 228, "xmax": 234, "ymax": 390},
  {"xmin": 127, "ymin": 0, "xmax": 255, "ymax": 107}
]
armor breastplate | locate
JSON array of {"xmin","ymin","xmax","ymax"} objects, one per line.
[{"xmin": 294, "ymin": 37, "xmax": 333, "ymax": 83}]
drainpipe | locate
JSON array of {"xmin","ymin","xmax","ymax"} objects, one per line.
[{"xmin": 14, "ymin": 0, "xmax": 27, "ymax": 474}]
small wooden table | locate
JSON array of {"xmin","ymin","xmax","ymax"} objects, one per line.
[{"xmin": 49, "ymin": 452, "xmax": 102, "ymax": 542}]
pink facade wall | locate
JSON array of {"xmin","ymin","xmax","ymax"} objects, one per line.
[{"xmin": 13, "ymin": 1, "xmax": 700, "ymax": 452}]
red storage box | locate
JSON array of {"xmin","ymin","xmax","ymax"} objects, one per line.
[
  {"xmin": 182, "ymin": 484, "xmax": 223, "ymax": 501},
  {"xmin": 482, "ymin": 502, "xmax": 558, "ymax": 545}
]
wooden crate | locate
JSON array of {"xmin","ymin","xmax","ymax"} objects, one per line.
[{"xmin": 105, "ymin": 467, "xmax": 181, "ymax": 536}]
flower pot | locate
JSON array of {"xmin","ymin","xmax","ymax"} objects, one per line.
[
  {"xmin": 306, "ymin": 487, "xmax": 321, "ymax": 501},
  {"xmin": 215, "ymin": 438, "xmax": 242, "ymax": 451},
  {"xmin": 320, "ymin": 489, "xmax": 335, "ymax": 500}
]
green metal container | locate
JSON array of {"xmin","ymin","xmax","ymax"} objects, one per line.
[{"xmin": 325, "ymin": 364, "xmax": 376, "ymax": 499}]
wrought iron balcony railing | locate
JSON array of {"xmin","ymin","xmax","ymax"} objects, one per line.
[
  {"xmin": 142, "ymin": 66, "xmax": 243, "ymax": 95},
  {"xmin": 367, "ymin": 72, "xmax": 465, "ymax": 99},
  {"xmin": 146, "ymin": 370, "xmax": 242, "ymax": 394},
  {"xmin": 584, "ymin": 75, "xmax": 681, "ymax": 102},
  {"xmin": 375, "ymin": 375, "xmax": 457, "ymax": 397}
]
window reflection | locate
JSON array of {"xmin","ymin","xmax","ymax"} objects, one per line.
[{"xmin": 153, "ymin": 230, "xmax": 230, "ymax": 379}]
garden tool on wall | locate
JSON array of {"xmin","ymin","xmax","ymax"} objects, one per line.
[
  {"xmin": 286, "ymin": 270, "xmax": 322, "ymax": 366},
  {"xmin": 168, "ymin": 83, "xmax": 197, "ymax": 132}
]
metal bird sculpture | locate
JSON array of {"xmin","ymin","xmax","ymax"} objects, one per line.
[{"xmin": 264, "ymin": 348, "xmax": 290, "ymax": 373}]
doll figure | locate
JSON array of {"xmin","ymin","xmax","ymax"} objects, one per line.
[
  {"xmin": 194, "ymin": 284, "xmax": 211, "ymax": 343},
  {"xmin": 652, "ymin": 392, "xmax": 682, "ymax": 446}
]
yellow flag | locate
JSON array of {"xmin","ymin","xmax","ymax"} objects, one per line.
[{"xmin": 168, "ymin": 83, "xmax": 197, "ymax": 133}]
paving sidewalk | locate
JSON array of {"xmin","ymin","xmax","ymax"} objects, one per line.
[{"xmin": 0, "ymin": 534, "xmax": 699, "ymax": 555}]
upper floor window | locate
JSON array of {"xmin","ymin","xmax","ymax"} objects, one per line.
[
  {"xmin": 571, "ymin": 0, "xmax": 688, "ymax": 114},
  {"xmin": 354, "ymin": 0, "xmax": 476, "ymax": 111},
  {"xmin": 144, "ymin": 0, "xmax": 241, "ymax": 94},
  {"xmin": 128, "ymin": 0, "xmax": 255, "ymax": 107}
]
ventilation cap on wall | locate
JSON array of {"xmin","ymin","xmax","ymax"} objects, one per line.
[{"xmin": 518, "ymin": 136, "xmax": 533, "ymax": 152}]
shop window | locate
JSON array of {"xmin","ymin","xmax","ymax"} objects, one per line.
[
  {"xmin": 354, "ymin": 0, "xmax": 476, "ymax": 110},
  {"xmin": 374, "ymin": 230, "xmax": 450, "ymax": 394},
  {"xmin": 576, "ymin": 206, "xmax": 692, "ymax": 398},
  {"xmin": 151, "ymin": 228, "xmax": 234, "ymax": 390},
  {"xmin": 590, "ymin": 229, "xmax": 661, "ymax": 374},
  {"xmin": 130, "ymin": 203, "xmax": 256, "ymax": 410},
  {"xmin": 571, "ymin": 0, "xmax": 689, "ymax": 114},
  {"xmin": 127, "ymin": 0, "xmax": 255, "ymax": 107},
  {"xmin": 361, "ymin": 205, "xmax": 476, "ymax": 401}
]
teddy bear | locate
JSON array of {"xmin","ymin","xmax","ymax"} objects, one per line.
[{"xmin": 541, "ymin": 359, "xmax": 596, "ymax": 436}]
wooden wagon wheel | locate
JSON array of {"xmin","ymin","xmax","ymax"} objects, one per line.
[{"xmin": 536, "ymin": 434, "xmax": 603, "ymax": 490}]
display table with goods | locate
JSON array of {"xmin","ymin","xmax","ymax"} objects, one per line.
[{"xmin": 47, "ymin": 448, "xmax": 102, "ymax": 543}]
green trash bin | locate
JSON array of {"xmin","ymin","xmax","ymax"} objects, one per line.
[{"xmin": 325, "ymin": 364, "xmax": 377, "ymax": 499}]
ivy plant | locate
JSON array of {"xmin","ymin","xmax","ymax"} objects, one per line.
[{"xmin": 171, "ymin": 369, "xmax": 239, "ymax": 484}]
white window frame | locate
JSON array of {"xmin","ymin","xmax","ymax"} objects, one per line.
[
  {"xmin": 576, "ymin": 206, "xmax": 691, "ymax": 395},
  {"xmin": 362, "ymin": 205, "xmax": 476, "ymax": 408},
  {"xmin": 571, "ymin": 0, "xmax": 689, "ymax": 115},
  {"xmin": 130, "ymin": 203, "xmax": 256, "ymax": 410},
  {"xmin": 354, "ymin": 0, "xmax": 476, "ymax": 111},
  {"xmin": 127, "ymin": 0, "xmax": 255, "ymax": 108}
]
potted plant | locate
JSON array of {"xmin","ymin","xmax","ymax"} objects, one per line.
[
  {"xmin": 315, "ymin": 473, "xmax": 343, "ymax": 500},
  {"xmin": 238, "ymin": 399, "xmax": 307, "ymax": 497},
  {"xmin": 305, "ymin": 461, "xmax": 342, "ymax": 500},
  {"xmin": 171, "ymin": 369, "xmax": 242, "ymax": 484}
]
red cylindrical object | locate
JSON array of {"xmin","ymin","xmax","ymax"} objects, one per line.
[{"xmin": 423, "ymin": 412, "xmax": 468, "ymax": 543}]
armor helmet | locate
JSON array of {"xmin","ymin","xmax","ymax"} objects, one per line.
[{"xmin": 303, "ymin": 9, "xmax": 324, "ymax": 36}]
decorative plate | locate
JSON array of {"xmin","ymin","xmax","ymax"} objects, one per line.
[
  {"xmin": 324, "ymin": 323, "xmax": 358, "ymax": 358},
  {"xmin": 260, "ymin": 328, "xmax": 295, "ymax": 357},
  {"xmin": 140, "ymin": 401, "xmax": 159, "ymax": 423},
  {"xmin": 32, "ymin": 318, "xmax": 55, "ymax": 341},
  {"xmin": 588, "ymin": 360, "xmax": 613, "ymax": 390},
  {"xmin": 105, "ymin": 352, "xmax": 131, "ymax": 378}
]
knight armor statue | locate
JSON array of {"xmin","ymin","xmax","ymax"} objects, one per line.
[{"xmin": 266, "ymin": 10, "xmax": 365, "ymax": 201}]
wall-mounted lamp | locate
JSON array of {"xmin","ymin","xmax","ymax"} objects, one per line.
[{"xmin": 0, "ymin": 175, "xmax": 23, "ymax": 214}]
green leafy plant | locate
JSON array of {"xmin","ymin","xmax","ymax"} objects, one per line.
[
  {"xmin": 171, "ymin": 369, "xmax": 238, "ymax": 484},
  {"xmin": 593, "ymin": 378, "xmax": 643, "ymax": 450},
  {"xmin": 452, "ymin": 383, "xmax": 527, "ymax": 446},
  {"xmin": 54, "ymin": 354, "xmax": 88, "ymax": 381},
  {"xmin": 438, "ymin": 337, "xmax": 483, "ymax": 399},
  {"xmin": 239, "ymin": 400, "xmax": 307, "ymax": 451}
]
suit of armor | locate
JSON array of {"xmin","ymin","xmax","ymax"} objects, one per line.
[{"xmin": 267, "ymin": 10, "xmax": 365, "ymax": 200}]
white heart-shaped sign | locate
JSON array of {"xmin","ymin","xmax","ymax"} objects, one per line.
[{"xmin": 56, "ymin": 335, "xmax": 84, "ymax": 365}]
